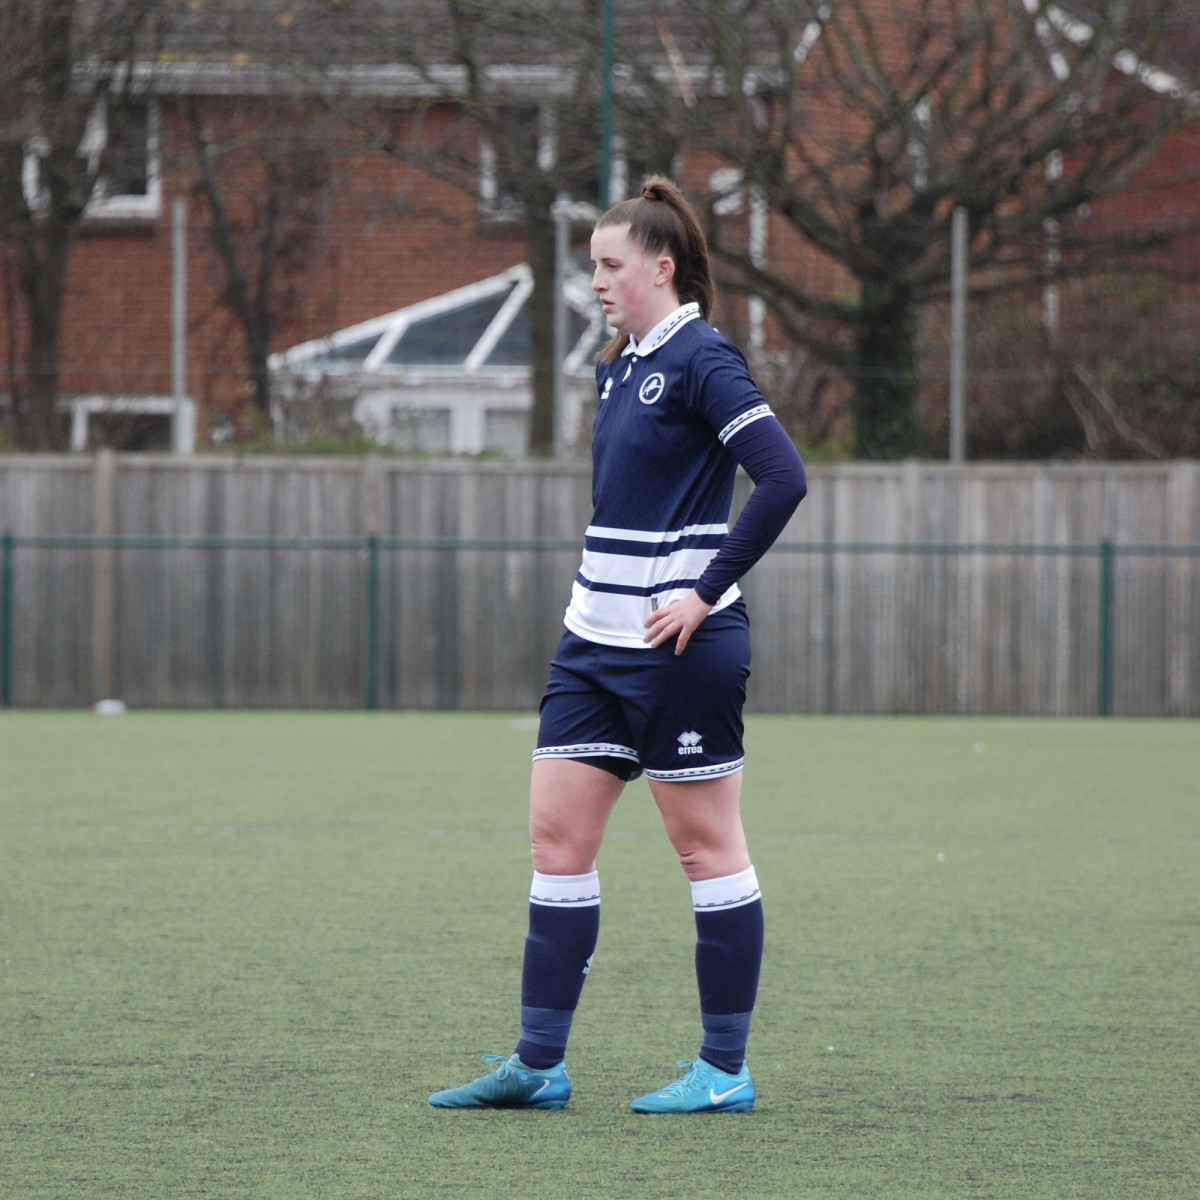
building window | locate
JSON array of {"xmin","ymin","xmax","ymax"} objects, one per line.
[
  {"xmin": 480, "ymin": 104, "xmax": 543, "ymax": 217},
  {"xmin": 607, "ymin": 128, "xmax": 679, "ymax": 204},
  {"xmin": 23, "ymin": 97, "xmax": 160, "ymax": 221},
  {"xmin": 387, "ymin": 409, "xmax": 452, "ymax": 455},
  {"xmin": 478, "ymin": 103, "xmax": 670, "ymax": 212}
]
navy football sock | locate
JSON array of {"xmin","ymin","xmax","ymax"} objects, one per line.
[
  {"xmin": 513, "ymin": 871, "xmax": 600, "ymax": 1069},
  {"xmin": 691, "ymin": 866, "xmax": 763, "ymax": 1074}
]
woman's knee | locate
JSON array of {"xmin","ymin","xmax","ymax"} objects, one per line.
[
  {"xmin": 529, "ymin": 811, "xmax": 598, "ymax": 875},
  {"xmin": 650, "ymin": 775, "xmax": 750, "ymax": 881},
  {"xmin": 667, "ymin": 833, "xmax": 751, "ymax": 882}
]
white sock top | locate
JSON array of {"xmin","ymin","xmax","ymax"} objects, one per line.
[
  {"xmin": 689, "ymin": 865, "xmax": 761, "ymax": 912},
  {"xmin": 530, "ymin": 870, "xmax": 601, "ymax": 907}
]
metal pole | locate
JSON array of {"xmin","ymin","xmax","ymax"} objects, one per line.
[
  {"xmin": 364, "ymin": 535, "xmax": 379, "ymax": 710},
  {"xmin": 1, "ymin": 533, "xmax": 13, "ymax": 706},
  {"xmin": 92, "ymin": 448, "xmax": 116, "ymax": 701},
  {"xmin": 552, "ymin": 196, "xmax": 569, "ymax": 460},
  {"xmin": 949, "ymin": 206, "xmax": 968, "ymax": 463},
  {"xmin": 748, "ymin": 187, "xmax": 768, "ymax": 357},
  {"xmin": 1098, "ymin": 540, "xmax": 1114, "ymax": 716},
  {"xmin": 172, "ymin": 197, "xmax": 186, "ymax": 401},
  {"xmin": 171, "ymin": 197, "xmax": 195, "ymax": 453},
  {"xmin": 600, "ymin": 0, "xmax": 614, "ymax": 209}
]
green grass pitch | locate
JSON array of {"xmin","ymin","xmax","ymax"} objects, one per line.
[{"xmin": 2, "ymin": 710, "xmax": 1197, "ymax": 1199}]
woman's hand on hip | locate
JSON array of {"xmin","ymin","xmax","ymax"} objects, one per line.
[{"xmin": 645, "ymin": 589, "xmax": 714, "ymax": 655}]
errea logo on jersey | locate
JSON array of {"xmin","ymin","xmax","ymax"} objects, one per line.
[
  {"xmin": 677, "ymin": 730, "xmax": 703, "ymax": 756},
  {"xmin": 639, "ymin": 372, "xmax": 666, "ymax": 405}
]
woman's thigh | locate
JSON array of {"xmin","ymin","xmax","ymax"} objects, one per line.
[
  {"xmin": 648, "ymin": 772, "xmax": 751, "ymax": 882},
  {"xmin": 528, "ymin": 757, "xmax": 625, "ymax": 875}
]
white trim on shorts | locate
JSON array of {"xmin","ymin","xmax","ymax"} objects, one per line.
[
  {"xmin": 532, "ymin": 742, "xmax": 640, "ymax": 765},
  {"xmin": 643, "ymin": 756, "xmax": 745, "ymax": 782}
]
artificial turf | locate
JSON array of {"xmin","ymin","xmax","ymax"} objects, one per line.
[{"xmin": 2, "ymin": 710, "xmax": 1197, "ymax": 1198}]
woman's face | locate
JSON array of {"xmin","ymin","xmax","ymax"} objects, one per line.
[{"xmin": 589, "ymin": 223, "xmax": 676, "ymax": 341}]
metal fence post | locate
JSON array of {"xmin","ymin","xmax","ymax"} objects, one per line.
[
  {"xmin": 1098, "ymin": 540, "xmax": 1115, "ymax": 716},
  {"xmin": 365, "ymin": 536, "xmax": 379, "ymax": 711},
  {"xmin": 1, "ymin": 533, "xmax": 12, "ymax": 706}
]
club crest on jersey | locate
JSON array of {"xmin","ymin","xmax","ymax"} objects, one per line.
[
  {"xmin": 639, "ymin": 373, "xmax": 666, "ymax": 405},
  {"xmin": 600, "ymin": 377, "xmax": 614, "ymax": 401}
]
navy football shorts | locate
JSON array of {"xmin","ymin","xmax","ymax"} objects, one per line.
[{"xmin": 533, "ymin": 599, "xmax": 751, "ymax": 783}]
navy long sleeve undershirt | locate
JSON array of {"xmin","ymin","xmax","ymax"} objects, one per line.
[{"xmin": 694, "ymin": 417, "xmax": 807, "ymax": 606}]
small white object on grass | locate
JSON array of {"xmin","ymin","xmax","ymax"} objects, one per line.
[{"xmin": 93, "ymin": 699, "xmax": 127, "ymax": 715}]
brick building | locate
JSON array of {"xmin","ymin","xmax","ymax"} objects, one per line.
[{"xmin": 2, "ymin": 1, "xmax": 1197, "ymax": 455}]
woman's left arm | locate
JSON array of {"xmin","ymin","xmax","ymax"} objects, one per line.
[
  {"xmin": 645, "ymin": 417, "xmax": 806, "ymax": 654},
  {"xmin": 697, "ymin": 415, "xmax": 806, "ymax": 602}
]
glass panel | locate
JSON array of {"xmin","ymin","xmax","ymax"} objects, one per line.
[
  {"xmin": 387, "ymin": 285, "xmax": 514, "ymax": 366},
  {"xmin": 488, "ymin": 105, "xmax": 539, "ymax": 214},
  {"xmin": 566, "ymin": 306, "xmax": 600, "ymax": 361},
  {"xmin": 104, "ymin": 101, "xmax": 150, "ymax": 197},
  {"xmin": 484, "ymin": 300, "xmax": 592, "ymax": 367},
  {"xmin": 568, "ymin": 306, "xmax": 590, "ymax": 346},
  {"xmin": 320, "ymin": 335, "xmax": 380, "ymax": 365},
  {"xmin": 483, "ymin": 300, "xmax": 530, "ymax": 367}
]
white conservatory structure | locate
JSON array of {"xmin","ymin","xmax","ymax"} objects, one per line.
[{"xmin": 269, "ymin": 264, "xmax": 602, "ymax": 456}]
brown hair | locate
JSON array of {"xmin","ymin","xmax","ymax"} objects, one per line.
[{"xmin": 596, "ymin": 175, "xmax": 714, "ymax": 363}]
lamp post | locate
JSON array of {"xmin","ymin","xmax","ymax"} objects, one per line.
[
  {"xmin": 949, "ymin": 206, "xmax": 968, "ymax": 463},
  {"xmin": 600, "ymin": 0, "xmax": 614, "ymax": 208}
]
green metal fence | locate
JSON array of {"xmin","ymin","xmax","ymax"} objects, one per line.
[
  {"xmin": 1, "ymin": 533, "xmax": 1198, "ymax": 715},
  {"xmin": 765, "ymin": 537, "xmax": 1199, "ymax": 717}
]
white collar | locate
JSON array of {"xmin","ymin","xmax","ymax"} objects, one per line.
[{"xmin": 623, "ymin": 302, "xmax": 701, "ymax": 357}]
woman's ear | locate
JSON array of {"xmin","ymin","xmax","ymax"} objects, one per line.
[{"xmin": 655, "ymin": 255, "xmax": 677, "ymax": 287}]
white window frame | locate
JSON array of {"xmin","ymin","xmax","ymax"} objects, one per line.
[
  {"xmin": 22, "ymin": 96, "xmax": 161, "ymax": 222},
  {"xmin": 480, "ymin": 103, "xmax": 645, "ymax": 211}
]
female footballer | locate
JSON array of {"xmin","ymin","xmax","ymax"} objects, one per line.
[{"xmin": 429, "ymin": 176, "xmax": 807, "ymax": 1113}]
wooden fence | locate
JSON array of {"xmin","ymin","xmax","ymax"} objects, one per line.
[{"xmin": 1, "ymin": 454, "xmax": 1197, "ymax": 715}]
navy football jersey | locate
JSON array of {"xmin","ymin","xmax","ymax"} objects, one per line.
[{"xmin": 563, "ymin": 303, "xmax": 775, "ymax": 648}]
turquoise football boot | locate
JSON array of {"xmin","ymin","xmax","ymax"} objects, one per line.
[
  {"xmin": 630, "ymin": 1059, "xmax": 755, "ymax": 1113},
  {"xmin": 428, "ymin": 1054, "xmax": 570, "ymax": 1110}
]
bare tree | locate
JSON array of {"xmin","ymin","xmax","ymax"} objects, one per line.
[
  {"xmin": 624, "ymin": 0, "xmax": 1200, "ymax": 458},
  {"xmin": 446, "ymin": 1, "xmax": 599, "ymax": 455},
  {"xmin": 182, "ymin": 94, "xmax": 341, "ymax": 426},
  {"xmin": 0, "ymin": 0, "xmax": 162, "ymax": 449},
  {"xmin": 340, "ymin": 0, "xmax": 677, "ymax": 456},
  {"xmin": 167, "ymin": 1, "xmax": 606, "ymax": 449},
  {"xmin": 349, "ymin": 1, "xmax": 600, "ymax": 456}
]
